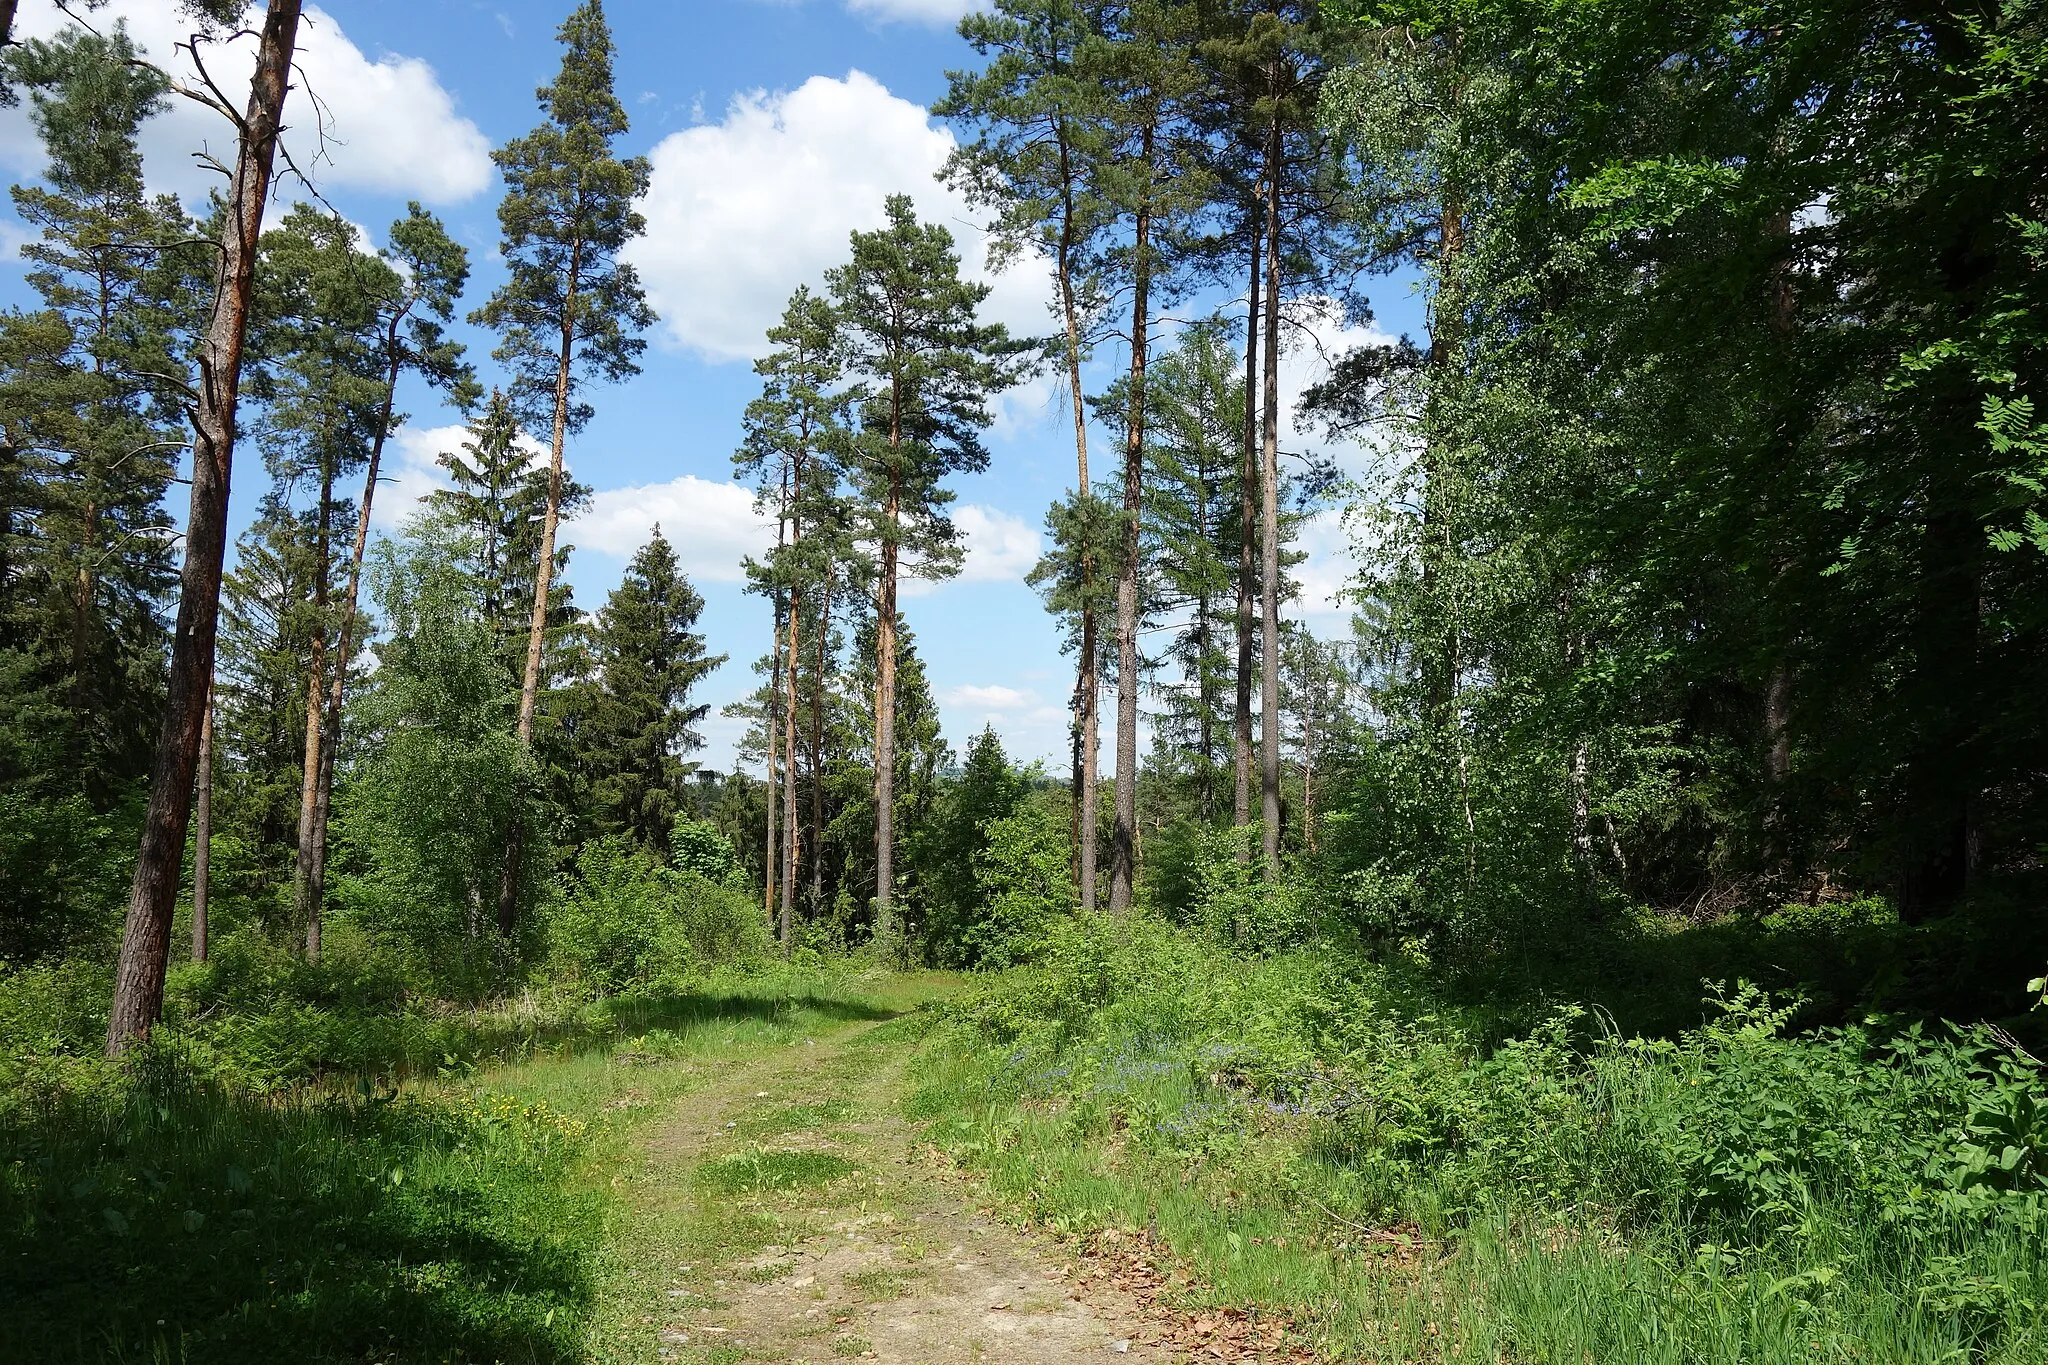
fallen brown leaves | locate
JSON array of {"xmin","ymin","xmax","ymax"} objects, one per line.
[{"xmin": 1068, "ymin": 1225, "xmax": 1321, "ymax": 1364}]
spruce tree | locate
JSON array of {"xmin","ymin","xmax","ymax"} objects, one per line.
[
  {"xmin": 472, "ymin": 0, "xmax": 652, "ymax": 934},
  {"xmin": 427, "ymin": 391, "xmax": 589, "ymax": 681},
  {"xmin": 826, "ymin": 195, "xmax": 1024, "ymax": 937},
  {"xmin": 916, "ymin": 724, "xmax": 1025, "ymax": 965},
  {"xmin": 1144, "ymin": 328, "xmax": 1246, "ymax": 825},
  {"xmin": 580, "ymin": 529, "xmax": 724, "ymax": 850}
]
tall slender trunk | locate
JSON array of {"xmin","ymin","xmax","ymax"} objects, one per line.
[
  {"xmin": 764, "ymin": 588, "xmax": 783, "ymax": 925},
  {"xmin": 1056, "ymin": 130, "xmax": 1100, "ymax": 914},
  {"xmin": 811, "ymin": 558, "xmax": 832, "ymax": 914},
  {"xmin": 1110, "ymin": 124, "xmax": 1155, "ymax": 916},
  {"xmin": 500, "ymin": 242, "xmax": 585, "ymax": 937},
  {"xmin": 1197, "ymin": 585, "xmax": 1214, "ymax": 824},
  {"xmin": 1258, "ymin": 110, "xmax": 1285, "ymax": 875},
  {"xmin": 294, "ymin": 464, "xmax": 334, "ymax": 961},
  {"xmin": 0, "ymin": 2, "xmax": 17, "ymax": 46},
  {"xmin": 780, "ymin": 579, "xmax": 801, "ymax": 951},
  {"xmin": 306, "ymin": 341, "xmax": 404, "ymax": 924},
  {"xmin": 70, "ymin": 498, "xmax": 95, "ymax": 713},
  {"xmin": 107, "ymin": 0, "xmax": 304, "ymax": 1056},
  {"xmin": 874, "ymin": 477, "xmax": 901, "ymax": 935},
  {"xmin": 192, "ymin": 684, "xmax": 212, "ymax": 964},
  {"xmin": 1234, "ymin": 226, "xmax": 1259, "ymax": 849},
  {"xmin": 518, "ymin": 242, "xmax": 582, "ymax": 746}
]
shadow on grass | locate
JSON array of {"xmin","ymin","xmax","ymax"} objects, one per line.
[
  {"xmin": 603, "ymin": 987, "xmax": 900, "ymax": 1037},
  {"xmin": 0, "ymin": 1060, "xmax": 595, "ymax": 1364},
  {"xmin": 0, "ymin": 981, "xmax": 906, "ymax": 1361}
]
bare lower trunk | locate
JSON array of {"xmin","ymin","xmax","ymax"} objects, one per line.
[
  {"xmin": 294, "ymin": 468, "xmax": 334, "ymax": 961},
  {"xmin": 107, "ymin": 0, "xmax": 303, "ymax": 1056},
  {"xmin": 1079, "ymin": 615, "xmax": 1099, "ymax": 911},
  {"xmin": 1057, "ymin": 208, "xmax": 1100, "ymax": 913},
  {"xmin": 1110, "ymin": 125, "xmax": 1155, "ymax": 916},
  {"xmin": 1764, "ymin": 665, "xmax": 1791, "ymax": 784},
  {"xmin": 764, "ymin": 592, "xmax": 783, "ymax": 926},
  {"xmin": 307, "ymin": 346, "xmax": 403, "ymax": 943},
  {"xmin": 1234, "ymin": 231, "xmax": 1259, "ymax": 849},
  {"xmin": 1258, "ymin": 116, "xmax": 1285, "ymax": 875},
  {"xmin": 873, "ymin": 504, "xmax": 900, "ymax": 936},
  {"xmin": 503, "ymin": 241, "xmax": 584, "ymax": 935},
  {"xmin": 780, "ymin": 584, "xmax": 801, "ymax": 951},
  {"xmin": 191, "ymin": 686, "xmax": 212, "ymax": 964},
  {"xmin": 1569, "ymin": 740, "xmax": 1593, "ymax": 872},
  {"xmin": 811, "ymin": 560, "xmax": 832, "ymax": 913}
]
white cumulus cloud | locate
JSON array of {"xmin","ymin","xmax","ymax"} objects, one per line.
[
  {"xmin": 955, "ymin": 504, "xmax": 1040, "ymax": 582},
  {"xmin": 0, "ymin": 2, "xmax": 491, "ymax": 206},
  {"xmin": 943, "ymin": 683, "xmax": 1031, "ymax": 711},
  {"xmin": 579, "ymin": 477, "xmax": 776, "ymax": 584},
  {"xmin": 625, "ymin": 70, "xmax": 1053, "ymax": 362}
]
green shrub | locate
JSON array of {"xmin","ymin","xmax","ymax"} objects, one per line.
[
  {"xmin": 669, "ymin": 816, "xmax": 743, "ymax": 886},
  {"xmin": 0, "ymin": 790, "xmax": 130, "ymax": 962},
  {"xmin": 966, "ymin": 793, "xmax": 1074, "ymax": 967},
  {"xmin": 548, "ymin": 836, "xmax": 769, "ymax": 992}
]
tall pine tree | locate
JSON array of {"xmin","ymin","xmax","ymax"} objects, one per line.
[
  {"xmin": 472, "ymin": 0, "xmax": 652, "ymax": 933},
  {"xmin": 827, "ymin": 196, "xmax": 1023, "ymax": 937}
]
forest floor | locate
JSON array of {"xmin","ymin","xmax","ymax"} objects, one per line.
[{"xmin": 584, "ymin": 982, "xmax": 1191, "ymax": 1365}]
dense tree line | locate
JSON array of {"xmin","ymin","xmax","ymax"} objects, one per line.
[{"xmin": 1, "ymin": 0, "xmax": 2042, "ymax": 1048}]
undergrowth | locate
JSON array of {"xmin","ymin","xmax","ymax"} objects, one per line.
[
  {"xmin": 0, "ymin": 948, "xmax": 898, "ymax": 1363},
  {"xmin": 917, "ymin": 913, "xmax": 2048, "ymax": 1363}
]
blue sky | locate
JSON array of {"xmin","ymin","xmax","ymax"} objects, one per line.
[{"xmin": 0, "ymin": 0, "xmax": 1420, "ymax": 772}]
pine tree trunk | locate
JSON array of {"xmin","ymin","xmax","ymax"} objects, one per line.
[
  {"xmin": 873, "ymin": 481, "xmax": 901, "ymax": 936},
  {"xmin": 0, "ymin": 3, "xmax": 16, "ymax": 46},
  {"xmin": 192, "ymin": 684, "xmax": 212, "ymax": 964},
  {"xmin": 1258, "ymin": 115, "xmax": 1285, "ymax": 875},
  {"xmin": 306, "ymin": 345, "xmax": 402, "ymax": 926},
  {"xmin": 764, "ymin": 603, "xmax": 781, "ymax": 925},
  {"xmin": 503, "ymin": 242, "xmax": 584, "ymax": 937},
  {"xmin": 780, "ymin": 581, "xmax": 801, "ymax": 952},
  {"xmin": 1234, "ymin": 227, "xmax": 1259, "ymax": 849},
  {"xmin": 757, "ymin": 501, "xmax": 778, "ymax": 929},
  {"xmin": 811, "ymin": 559, "xmax": 831, "ymax": 914},
  {"xmin": 1110, "ymin": 124, "xmax": 1155, "ymax": 917},
  {"xmin": 294, "ymin": 465, "xmax": 334, "ymax": 961},
  {"xmin": 1056, "ymin": 141, "xmax": 1100, "ymax": 914},
  {"xmin": 107, "ymin": 0, "xmax": 303, "ymax": 1056}
]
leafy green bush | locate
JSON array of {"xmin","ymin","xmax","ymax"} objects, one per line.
[
  {"xmin": 669, "ymin": 816, "xmax": 743, "ymax": 886},
  {"xmin": 0, "ymin": 790, "xmax": 130, "ymax": 961},
  {"xmin": 548, "ymin": 836, "xmax": 769, "ymax": 992},
  {"xmin": 965, "ymin": 792, "xmax": 1074, "ymax": 967},
  {"xmin": 337, "ymin": 531, "xmax": 551, "ymax": 988}
]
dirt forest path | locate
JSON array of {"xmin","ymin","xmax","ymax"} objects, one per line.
[{"xmin": 590, "ymin": 1003, "xmax": 1181, "ymax": 1365}]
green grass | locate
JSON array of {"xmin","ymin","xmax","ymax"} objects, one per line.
[
  {"xmin": 0, "ymin": 967, "xmax": 915, "ymax": 1363},
  {"xmin": 915, "ymin": 915, "xmax": 2048, "ymax": 1364},
  {"xmin": 695, "ymin": 1148, "xmax": 860, "ymax": 1195}
]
